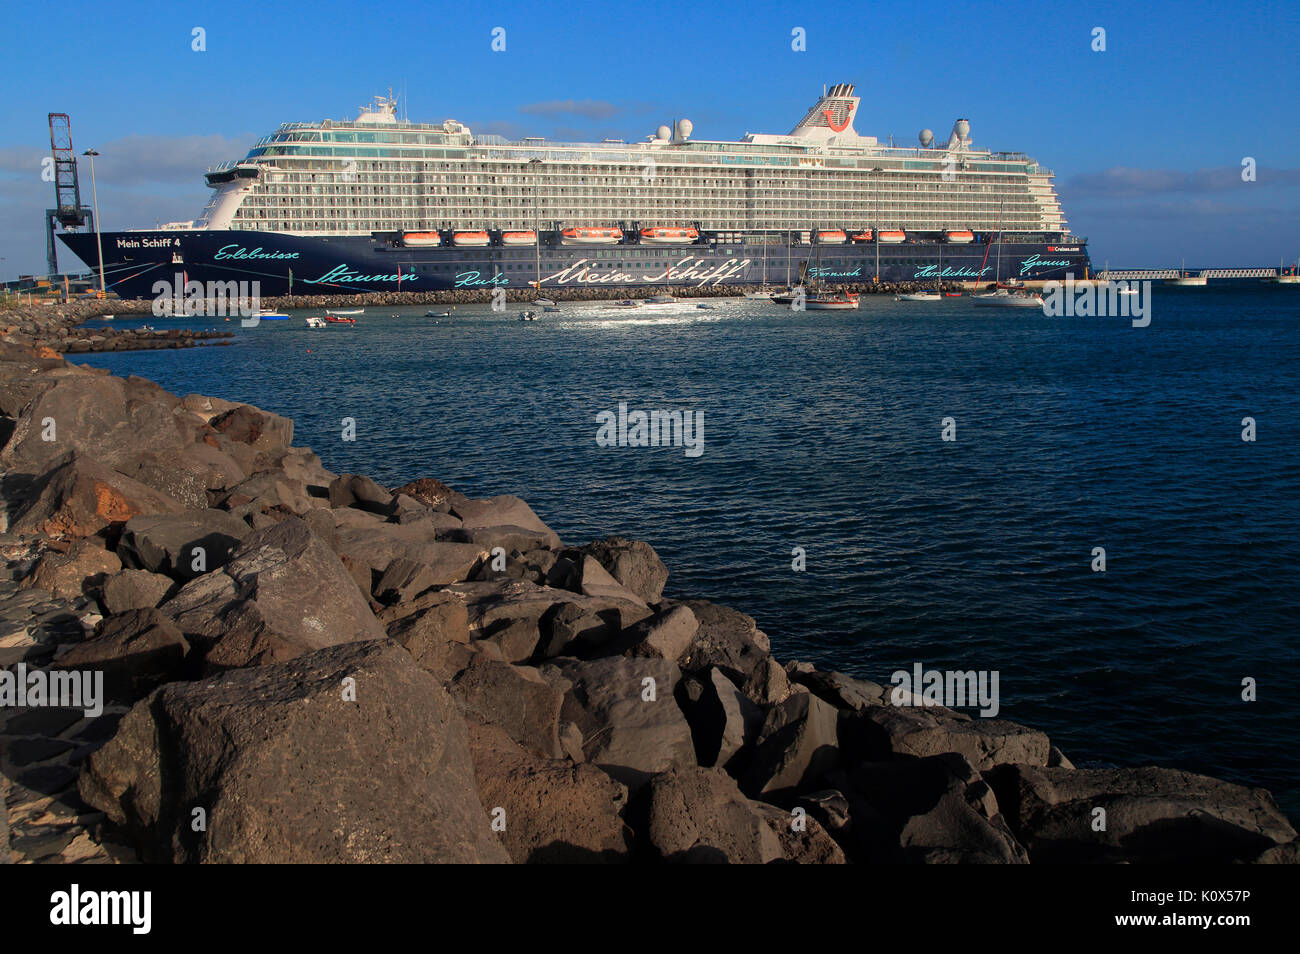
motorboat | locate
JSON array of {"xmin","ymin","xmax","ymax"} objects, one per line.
[
  {"xmin": 519, "ymin": 311, "xmax": 538, "ymax": 321},
  {"xmin": 896, "ymin": 291, "xmax": 941, "ymax": 302},
  {"xmin": 305, "ymin": 316, "xmax": 326, "ymax": 327}
]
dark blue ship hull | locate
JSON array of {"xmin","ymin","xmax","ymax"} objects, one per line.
[{"xmin": 59, "ymin": 230, "xmax": 1092, "ymax": 299}]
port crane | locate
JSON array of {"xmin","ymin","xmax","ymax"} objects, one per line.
[{"xmin": 44, "ymin": 112, "xmax": 93, "ymax": 276}]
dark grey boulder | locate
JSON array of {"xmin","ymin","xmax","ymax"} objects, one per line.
[
  {"xmin": 452, "ymin": 654, "xmax": 567, "ymax": 759},
  {"xmin": 333, "ymin": 523, "xmax": 485, "ymax": 583},
  {"xmin": 100, "ymin": 568, "xmax": 174, "ymax": 614},
  {"xmin": 679, "ymin": 666, "xmax": 764, "ymax": 771},
  {"xmin": 55, "ymin": 608, "xmax": 189, "ymax": 699},
  {"xmin": 580, "ymin": 536, "xmax": 668, "ymax": 603},
  {"xmin": 741, "ymin": 690, "xmax": 841, "ymax": 802},
  {"xmin": 986, "ymin": 764, "xmax": 1299, "ymax": 864},
  {"xmin": 11, "ymin": 452, "xmax": 184, "ymax": 538},
  {"xmin": 676, "ymin": 599, "xmax": 790, "ymax": 705},
  {"xmin": 842, "ymin": 705, "xmax": 1050, "ymax": 771},
  {"xmin": 467, "ymin": 723, "xmax": 629, "ymax": 863},
  {"xmin": 378, "ymin": 590, "xmax": 472, "ymax": 683},
  {"xmin": 24, "ymin": 538, "xmax": 121, "ymax": 601},
  {"xmin": 786, "ymin": 663, "xmax": 887, "ymax": 711},
  {"xmin": 78, "ymin": 639, "xmax": 509, "ymax": 863},
  {"xmin": 117, "ymin": 509, "xmax": 251, "ymax": 581},
  {"xmin": 451, "ymin": 494, "xmax": 561, "ymax": 548},
  {"xmin": 846, "ymin": 753, "xmax": 1029, "ymax": 864},
  {"xmin": 328, "ymin": 473, "xmax": 393, "ymax": 514},
  {"xmin": 597, "ymin": 604, "xmax": 698, "ymax": 662},
  {"xmin": 161, "ymin": 517, "xmax": 385, "ymax": 669},
  {"xmin": 643, "ymin": 765, "xmax": 785, "ymax": 864},
  {"xmin": 541, "ymin": 656, "xmax": 695, "ymax": 788},
  {"xmin": 752, "ymin": 801, "xmax": 847, "ymax": 864}
]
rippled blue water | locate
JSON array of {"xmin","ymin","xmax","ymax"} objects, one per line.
[{"xmin": 80, "ymin": 286, "xmax": 1300, "ymax": 816}]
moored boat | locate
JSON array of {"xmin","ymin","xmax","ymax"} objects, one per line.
[
  {"xmin": 452, "ymin": 230, "xmax": 491, "ymax": 247},
  {"xmin": 896, "ymin": 291, "xmax": 942, "ymax": 301},
  {"xmin": 850, "ymin": 231, "xmax": 874, "ymax": 243},
  {"xmin": 324, "ymin": 314, "xmax": 356, "ymax": 323},
  {"xmin": 876, "ymin": 230, "xmax": 907, "ymax": 244},
  {"xmin": 305, "ymin": 316, "xmax": 326, "ymax": 327},
  {"xmin": 815, "ymin": 229, "xmax": 848, "ymax": 244},
  {"xmin": 944, "ymin": 230, "xmax": 975, "ymax": 244}
]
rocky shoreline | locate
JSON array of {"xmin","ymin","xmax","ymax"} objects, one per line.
[{"xmin": 0, "ymin": 322, "xmax": 1296, "ymax": 864}]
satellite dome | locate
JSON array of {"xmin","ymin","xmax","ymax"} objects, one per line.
[
  {"xmin": 675, "ymin": 118, "xmax": 693, "ymax": 141},
  {"xmin": 656, "ymin": 124, "xmax": 671, "ymax": 141},
  {"xmin": 919, "ymin": 129, "xmax": 934, "ymax": 147},
  {"xmin": 954, "ymin": 119, "xmax": 970, "ymax": 139}
]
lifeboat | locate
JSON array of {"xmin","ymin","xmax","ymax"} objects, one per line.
[
  {"xmin": 876, "ymin": 229, "xmax": 906, "ymax": 244},
  {"xmin": 850, "ymin": 231, "xmax": 874, "ymax": 243},
  {"xmin": 452, "ymin": 230, "xmax": 490, "ymax": 247},
  {"xmin": 639, "ymin": 227, "xmax": 699, "ymax": 244},
  {"xmin": 561, "ymin": 227, "xmax": 622, "ymax": 245},
  {"xmin": 500, "ymin": 230, "xmax": 538, "ymax": 246},
  {"xmin": 944, "ymin": 230, "xmax": 975, "ymax": 244},
  {"xmin": 815, "ymin": 230, "xmax": 848, "ymax": 244},
  {"xmin": 401, "ymin": 230, "xmax": 441, "ymax": 248}
]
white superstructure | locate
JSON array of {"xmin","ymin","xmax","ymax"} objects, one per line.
[{"xmin": 197, "ymin": 84, "xmax": 1071, "ymax": 238}]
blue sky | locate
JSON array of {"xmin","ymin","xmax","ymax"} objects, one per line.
[{"xmin": 2, "ymin": 0, "xmax": 1298, "ymax": 276}]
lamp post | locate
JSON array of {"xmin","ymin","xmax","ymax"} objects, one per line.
[{"xmin": 82, "ymin": 149, "xmax": 106, "ymax": 296}]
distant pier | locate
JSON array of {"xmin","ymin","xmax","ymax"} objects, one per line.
[{"xmin": 1096, "ymin": 267, "xmax": 1293, "ymax": 281}]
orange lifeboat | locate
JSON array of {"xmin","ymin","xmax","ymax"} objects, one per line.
[
  {"xmin": 401, "ymin": 230, "xmax": 441, "ymax": 248},
  {"xmin": 500, "ymin": 230, "xmax": 538, "ymax": 246},
  {"xmin": 452, "ymin": 230, "xmax": 490, "ymax": 247},
  {"xmin": 816, "ymin": 229, "xmax": 848, "ymax": 244},
  {"xmin": 876, "ymin": 229, "xmax": 906, "ymax": 244},
  {"xmin": 639, "ymin": 227, "xmax": 699, "ymax": 244},
  {"xmin": 850, "ymin": 230, "xmax": 874, "ymax": 243},
  {"xmin": 561, "ymin": 227, "xmax": 622, "ymax": 245},
  {"xmin": 944, "ymin": 230, "xmax": 975, "ymax": 244}
]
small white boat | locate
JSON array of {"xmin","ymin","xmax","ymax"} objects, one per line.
[
  {"xmin": 642, "ymin": 294, "xmax": 678, "ymax": 305},
  {"xmin": 896, "ymin": 291, "xmax": 941, "ymax": 302},
  {"xmin": 305, "ymin": 316, "xmax": 326, "ymax": 327},
  {"xmin": 744, "ymin": 288, "xmax": 775, "ymax": 300},
  {"xmin": 452, "ymin": 230, "xmax": 491, "ymax": 247},
  {"xmin": 972, "ymin": 291, "xmax": 1044, "ymax": 308},
  {"xmin": 612, "ymin": 299, "xmax": 641, "ymax": 308},
  {"xmin": 697, "ymin": 303, "xmax": 717, "ymax": 310},
  {"xmin": 543, "ymin": 306, "xmax": 561, "ymax": 312},
  {"xmin": 1166, "ymin": 261, "xmax": 1206, "ymax": 286},
  {"xmin": 501, "ymin": 230, "xmax": 538, "ymax": 246},
  {"xmin": 424, "ymin": 309, "xmax": 451, "ymax": 317},
  {"xmin": 99, "ymin": 314, "xmax": 116, "ymax": 321},
  {"xmin": 326, "ymin": 308, "xmax": 364, "ymax": 316},
  {"xmin": 532, "ymin": 298, "xmax": 556, "ymax": 307},
  {"xmin": 519, "ymin": 311, "xmax": 537, "ymax": 321},
  {"xmin": 804, "ymin": 295, "xmax": 859, "ymax": 310}
]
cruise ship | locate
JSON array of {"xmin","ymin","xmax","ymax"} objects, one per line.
[{"xmin": 59, "ymin": 84, "xmax": 1091, "ymax": 298}]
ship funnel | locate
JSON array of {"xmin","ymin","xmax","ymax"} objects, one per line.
[{"xmin": 790, "ymin": 82, "xmax": 861, "ymax": 139}]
